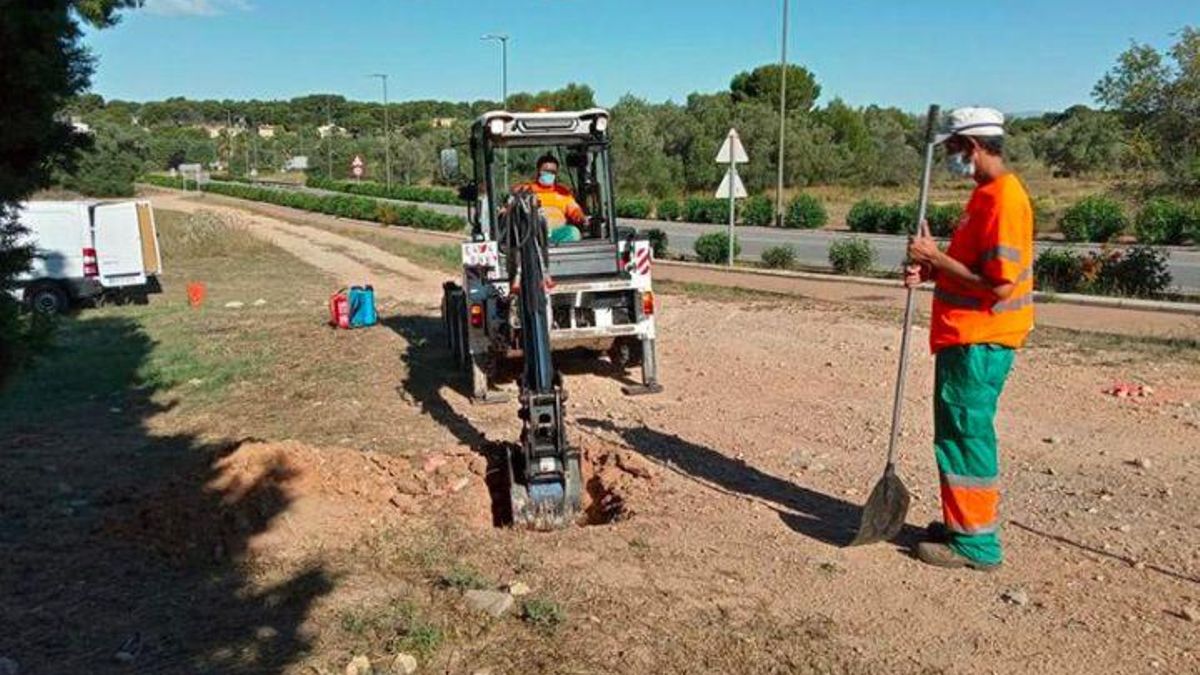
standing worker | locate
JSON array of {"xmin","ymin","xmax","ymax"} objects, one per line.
[{"xmin": 904, "ymin": 107, "xmax": 1034, "ymax": 571}]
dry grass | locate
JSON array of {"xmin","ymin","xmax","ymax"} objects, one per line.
[{"xmin": 156, "ymin": 208, "xmax": 275, "ymax": 261}]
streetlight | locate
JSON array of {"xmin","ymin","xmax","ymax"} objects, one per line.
[
  {"xmin": 370, "ymin": 73, "xmax": 392, "ymax": 188},
  {"xmin": 775, "ymin": 0, "xmax": 790, "ymax": 227},
  {"xmin": 481, "ymin": 33, "xmax": 509, "ymax": 189}
]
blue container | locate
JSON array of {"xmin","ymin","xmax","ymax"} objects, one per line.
[{"xmin": 348, "ymin": 285, "xmax": 377, "ymax": 328}]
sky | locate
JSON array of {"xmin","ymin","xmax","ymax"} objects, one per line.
[{"xmin": 83, "ymin": 0, "xmax": 1197, "ymax": 114}]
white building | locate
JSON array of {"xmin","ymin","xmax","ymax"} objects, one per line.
[{"xmin": 317, "ymin": 123, "xmax": 348, "ymax": 138}]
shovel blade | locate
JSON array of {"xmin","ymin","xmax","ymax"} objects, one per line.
[{"xmin": 849, "ymin": 467, "xmax": 911, "ymax": 546}]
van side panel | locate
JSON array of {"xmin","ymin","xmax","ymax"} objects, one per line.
[{"xmin": 16, "ymin": 202, "xmax": 92, "ymax": 281}]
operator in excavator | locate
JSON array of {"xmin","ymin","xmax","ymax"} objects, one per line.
[{"xmin": 514, "ymin": 154, "xmax": 586, "ymax": 244}]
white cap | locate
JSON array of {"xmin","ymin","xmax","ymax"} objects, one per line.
[{"xmin": 935, "ymin": 107, "xmax": 1005, "ymax": 144}]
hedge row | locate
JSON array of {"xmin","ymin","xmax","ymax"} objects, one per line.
[
  {"xmin": 1058, "ymin": 195, "xmax": 1200, "ymax": 245},
  {"xmin": 846, "ymin": 200, "xmax": 962, "ymax": 236},
  {"xmin": 1034, "ymin": 246, "xmax": 1172, "ymax": 297},
  {"xmin": 141, "ymin": 174, "xmax": 465, "ymax": 232},
  {"xmin": 305, "ymin": 176, "xmax": 460, "ymax": 205}
]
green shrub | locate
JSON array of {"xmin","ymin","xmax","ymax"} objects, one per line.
[
  {"xmin": 926, "ymin": 203, "xmax": 964, "ymax": 237},
  {"xmin": 655, "ymin": 198, "xmax": 681, "ymax": 221},
  {"xmin": 684, "ymin": 197, "xmax": 728, "ymax": 224},
  {"xmin": 741, "ymin": 195, "xmax": 774, "ymax": 227},
  {"xmin": 784, "ymin": 194, "xmax": 828, "ymax": 229},
  {"xmin": 828, "ymin": 236, "xmax": 876, "ymax": 275},
  {"xmin": 306, "ymin": 175, "xmax": 458, "ymax": 204},
  {"xmin": 694, "ymin": 231, "xmax": 740, "ymax": 264},
  {"xmin": 521, "ymin": 598, "xmax": 565, "ymax": 633},
  {"xmin": 644, "ymin": 228, "xmax": 668, "ymax": 259},
  {"xmin": 1033, "ymin": 248, "xmax": 1086, "ymax": 293},
  {"xmin": 1089, "ymin": 246, "xmax": 1172, "ymax": 297},
  {"xmin": 846, "ymin": 200, "xmax": 887, "ymax": 233},
  {"xmin": 1134, "ymin": 198, "xmax": 1197, "ymax": 245},
  {"xmin": 879, "ymin": 203, "xmax": 914, "ymax": 235},
  {"xmin": 616, "ymin": 197, "xmax": 653, "ymax": 219},
  {"xmin": 761, "ymin": 245, "xmax": 797, "ymax": 269},
  {"xmin": 1059, "ymin": 196, "xmax": 1128, "ymax": 242}
]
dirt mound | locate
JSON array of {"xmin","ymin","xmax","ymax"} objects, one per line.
[
  {"xmin": 579, "ymin": 440, "xmax": 657, "ymax": 525},
  {"xmin": 110, "ymin": 440, "xmax": 492, "ymax": 562}
]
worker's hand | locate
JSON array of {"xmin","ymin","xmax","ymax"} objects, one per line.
[
  {"xmin": 907, "ymin": 234, "xmax": 940, "ymax": 266},
  {"xmin": 903, "ymin": 264, "xmax": 924, "ymax": 288}
]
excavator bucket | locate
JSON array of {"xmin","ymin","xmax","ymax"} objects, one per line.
[{"xmin": 507, "ymin": 446, "xmax": 582, "ymax": 530}]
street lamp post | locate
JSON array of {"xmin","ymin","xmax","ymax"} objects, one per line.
[
  {"xmin": 370, "ymin": 73, "xmax": 392, "ymax": 188},
  {"xmin": 481, "ymin": 33, "xmax": 509, "ymax": 189},
  {"xmin": 775, "ymin": 0, "xmax": 790, "ymax": 227}
]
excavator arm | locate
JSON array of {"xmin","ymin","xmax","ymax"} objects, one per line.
[{"xmin": 501, "ymin": 190, "xmax": 582, "ymax": 529}]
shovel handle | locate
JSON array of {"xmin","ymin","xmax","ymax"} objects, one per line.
[{"xmin": 885, "ymin": 104, "xmax": 940, "ymax": 468}]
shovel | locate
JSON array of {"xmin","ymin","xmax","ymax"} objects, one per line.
[{"xmin": 849, "ymin": 104, "xmax": 940, "ymax": 547}]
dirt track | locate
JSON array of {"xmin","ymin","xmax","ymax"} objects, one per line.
[{"xmin": 149, "ymin": 194, "xmax": 1200, "ymax": 673}]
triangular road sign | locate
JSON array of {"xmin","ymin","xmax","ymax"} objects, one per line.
[
  {"xmin": 715, "ymin": 128, "xmax": 749, "ymax": 164},
  {"xmin": 715, "ymin": 167, "xmax": 747, "ymax": 199}
]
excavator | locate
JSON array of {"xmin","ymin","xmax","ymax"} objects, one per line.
[{"xmin": 440, "ymin": 108, "xmax": 660, "ymax": 528}]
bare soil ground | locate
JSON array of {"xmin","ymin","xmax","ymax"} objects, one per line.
[{"xmin": 3, "ymin": 194, "xmax": 1198, "ymax": 675}]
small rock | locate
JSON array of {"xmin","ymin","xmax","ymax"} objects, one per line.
[
  {"xmin": 468, "ymin": 455, "xmax": 488, "ymax": 476},
  {"xmin": 345, "ymin": 655, "xmax": 372, "ymax": 675},
  {"xmin": 1132, "ymin": 561, "xmax": 1147, "ymax": 570},
  {"xmin": 224, "ymin": 301, "xmax": 244, "ymax": 309},
  {"xmin": 507, "ymin": 581, "xmax": 532, "ymax": 596},
  {"xmin": 0, "ymin": 656, "xmax": 19, "ymax": 675},
  {"xmin": 422, "ymin": 454, "xmax": 448, "ymax": 474},
  {"xmin": 187, "ymin": 378, "xmax": 204, "ymax": 386},
  {"xmin": 472, "ymin": 670, "xmax": 495, "ymax": 675},
  {"xmin": 1181, "ymin": 606, "xmax": 1200, "ymax": 623},
  {"xmin": 1001, "ymin": 588, "xmax": 1030, "ymax": 606},
  {"xmin": 1042, "ymin": 436, "xmax": 1061, "ymax": 445},
  {"xmin": 449, "ymin": 476, "xmax": 471, "ymax": 493},
  {"xmin": 391, "ymin": 653, "xmax": 418, "ymax": 675},
  {"xmin": 464, "ymin": 589, "xmax": 515, "ymax": 618},
  {"xmin": 389, "ymin": 493, "xmax": 418, "ymax": 512},
  {"xmin": 1043, "ymin": 467, "xmax": 1057, "ymax": 476},
  {"xmin": 255, "ymin": 625, "xmax": 279, "ymax": 640},
  {"xmin": 1117, "ymin": 524, "xmax": 1133, "ymax": 533},
  {"xmin": 253, "ymin": 298, "xmax": 267, "ymax": 307},
  {"xmin": 1129, "ymin": 457, "xmax": 1152, "ymax": 470}
]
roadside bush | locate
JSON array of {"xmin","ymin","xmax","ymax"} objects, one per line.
[
  {"xmin": 846, "ymin": 200, "xmax": 888, "ymax": 233},
  {"xmin": 655, "ymin": 198, "xmax": 681, "ymax": 221},
  {"xmin": 783, "ymin": 194, "xmax": 828, "ymax": 229},
  {"xmin": 141, "ymin": 174, "xmax": 466, "ymax": 232},
  {"xmin": 1134, "ymin": 198, "xmax": 1197, "ymax": 245},
  {"xmin": 644, "ymin": 228, "xmax": 668, "ymax": 259},
  {"xmin": 1058, "ymin": 196, "xmax": 1128, "ymax": 243},
  {"xmin": 828, "ymin": 236, "xmax": 876, "ymax": 275},
  {"xmin": 694, "ymin": 231, "xmax": 740, "ymax": 264},
  {"xmin": 306, "ymin": 175, "xmax": 458, "ymax": 205},
  {"xmin": 615, "ymin": 197, "xmax": 653, "ymax": 219},
  {"xmin": 1089, "ymin": 246, "xmax": 1172, "ymax": 297},
  {"xmin": 926, "ymin": 203, "xmax": 964, "ymax": 237},
  {"xmin": 1033, "ymin": 248, "xmax": 1086, "ymax": 293},
  {"xmin": 740, "ymin": 195, "xmax": 774, "ymax": 227},
  {"xmin": 684, "ymin": 197, "xmax": 728, "ymax": 224},
  {"xmin": 761, "ymin": 245, "xmax": 797, "ymax": 269}
]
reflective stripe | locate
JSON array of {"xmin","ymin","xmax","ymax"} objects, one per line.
[
  {"xmin": 1014, "ymin": 267, "xmax": 1032, "ymax": 284},
  {"xmin": 942, "ymin": 472, "xmax": 997, "ymax": 489},
  {"xmin": 946, "ymin": 521, "xmax": 1000, "ymax": 536},
  {"xmin": 979, "ymin": 245, "xmax": 1023, "ymax": 264},
  {"xmin": 934, "ymin": 288, "xmax": 983, "ymax": 308},
  {"xmin": 993, "ymin": 294, "xmax": 1033, "ymax": 313}
]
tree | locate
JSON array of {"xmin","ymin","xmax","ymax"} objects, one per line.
[
  {"xmin": 1094, "ymin": 27, "xmax": 1200, "ymax": 188},
  {"xmin": 1040, "ymin": 108, "xmax": 1126, "ymax": 177},
  {"xmin": 0, "ymin": 0, "xmax": 140, "ymax": 382},
  {"xmin": 730, "ymin": 64, "xmax": 821, "ymax": 112},
  {"xmin": 57, "ymin": 120, "xmax": 148, "ymax": 196}
]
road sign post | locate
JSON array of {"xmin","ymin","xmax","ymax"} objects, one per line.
[{"xmin": 715, "ymin": 128, "xmax": 749, "ymax": 266}]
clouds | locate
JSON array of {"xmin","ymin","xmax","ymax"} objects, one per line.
[{"xmin": 144, "ymin": 0, "xmax": 252, "ymax": 17}]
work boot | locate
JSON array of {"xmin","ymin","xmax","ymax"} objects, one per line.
[
  {"xmin": 916, "ymin": 542, "xmax": 1000, "ymax": 572},
  {"xmin": 925, "ymin": 521, "xmax": 950, "ymax": 542}
]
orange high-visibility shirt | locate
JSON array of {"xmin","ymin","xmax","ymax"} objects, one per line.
[
  {"xmin": 930, "ymin": 173, "xmax": 1035, "ymax": 353},
  {"xmin": 517, "ymin": 182, "xmax": 585, "ymax": 227}
]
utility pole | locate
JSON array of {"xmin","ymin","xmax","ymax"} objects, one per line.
[
  {"xmin": 370, "ymin": 73, "xmax": 392, "ymax": 188},
  {"xmin": 775, "ymin": 0, "xmax": 790, "ymax": 227},
  {"xmin": 482, "ymin": 33, "xmax": 510, "ymax": 189}
]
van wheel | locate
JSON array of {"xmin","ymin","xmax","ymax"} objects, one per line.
[{"xmin": 27, "ymin": 283, "xmax": 70, "ymax": 315}]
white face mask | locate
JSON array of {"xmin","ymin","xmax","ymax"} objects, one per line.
[{"xmin": 947, "ymin": 151, "xmax": 975, "ymax": 178}]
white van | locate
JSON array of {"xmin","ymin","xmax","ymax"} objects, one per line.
[{"xmin": 14, "ymin": 200, "xmax": 163, "ymax": 313}]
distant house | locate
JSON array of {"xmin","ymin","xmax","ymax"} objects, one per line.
[
  {"xmin": 317, "ymin": 123, "xmax": 348, "ymax": 138},
  {"xmin": 283, "ymin": 156, "xmax": 309, "ymax": 172},
  {"xmin": 69, "ymin": 116, "xmax": 92, "ymax": 135},
  {"xmin": 431, "ymin": 117, "xmax": 456, "ymax": 129},
  {"xmin": 257, "ymin": 124, "xmax": 279, "ymax": 139},
  {"xmin": 200, "ymin": 124, "xmax": 224, "ymax": 139}
]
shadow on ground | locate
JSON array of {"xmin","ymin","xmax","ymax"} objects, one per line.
[
  {"xmin": 576, "ymin": 418, "xmax": 925, "ymax": 549},
  {"xmin": 0, "ymin": 316, "xmax": 331, "ymax": 674}
]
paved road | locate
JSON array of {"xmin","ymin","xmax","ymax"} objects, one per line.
[{"xmin": 231, "ymin": 181, "xmax": 1200, "ymax": 293}]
